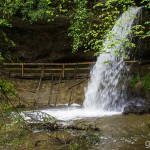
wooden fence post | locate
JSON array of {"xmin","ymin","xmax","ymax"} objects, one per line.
[
  {"xmin": 48, "ymin": 75, "xmax": 54, "ymax": 105},
  {"xmin": 42, "ymin": 64, "xmax": 45, "ymax": 78},
  {"xmin": 62, "ymin": 64, "xmax": 65, "ymax": 78},
  {"xmin": 0, "ymin": 61, "xmax": 3, "ymax": 76},
  {"xmin": 55, "ymin": 71, "xmax": 62, "ymax": 107},
  {"xmin": 21, "ymin": 63, "xmax": 24, "ymax": 77}
]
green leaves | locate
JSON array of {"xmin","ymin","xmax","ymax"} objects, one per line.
[
  {"xmin": 144, "ymin": 20, "xmax": 150, "ymax": 37},
  {"xmin": 68, "ymin": 0, "xmax": 92, "ymax": 52},
  {"xmin": 131, "ymin": 73, "xmax": 150, "ymax": 95},
  {"xmin": 0, "ymin": 0, "xmax": 72, "ymax": 23},
  {"xmin": 69, "ymin": 0, "xmax": 150, "ymax": 57},
  {"xmin": 0, "ymin": 80, "xmax": 17, "ymax": 98},
  {"xmin": 0, "ymin": 0, "xmax": 150, "ymax": 56},
  {"xmin": 0, "ymin": 19, "xmax": 12, "ymax": 27},
  {"xmin": 142, "ymin": 0, "xmax": 150, "ymax": 8},
  {"xmin": 93, "ymin": 2, "xmax": 104, "ymax": 9},
  {"xmin": 0, "ymin": 30, "xmax": 16, "ymax": 52},
  {"xmin": 83, "ymin": 0, "xmax": 137, "ymax": 54}
]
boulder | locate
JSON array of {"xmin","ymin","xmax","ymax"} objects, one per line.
[{"xmin": 123, "ymin": 97, "xmax": 150, "ymax": 115}]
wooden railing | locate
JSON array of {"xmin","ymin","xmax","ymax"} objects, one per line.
[
  {"xmin": 125, "ymin": 60, "xmax": 150, "ymax": 67},
  {"xmin": 1, "ymin": 60, "xmax": 150, "ymax": 79},
  {"xmin": 125, "ymin": 60, "xmax": 150, "ymax": 65},
  {"xmin": 1, "ymin": 62, "xmax": 95, "ymax": 79}
]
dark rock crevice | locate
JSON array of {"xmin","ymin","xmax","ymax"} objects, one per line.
[{"xmin": 2, "ymin": 17, "xmax": 95, "ymax": 63}]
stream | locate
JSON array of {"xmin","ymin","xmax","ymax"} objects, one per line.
[
  {"xmin": 22, "ymin": 108, "xmax": 150, "ymax": 150},
  {"xmin": 70, "ymin": 114, "xmax": 150, "ymax": 150},
  {"xmin": 51, "ymin": 114, "xmax": 150, "ymax": 150}
]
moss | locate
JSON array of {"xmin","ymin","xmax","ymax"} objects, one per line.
[
  {"xmin": 130, "ymin": 74, "xmax": 140, "ymax": 87},
  {"xmin": 130, "ymin": 73, "xmax": 150, "ymax": 96},
  {"xmin": 142, "ymin": 74, "xmax": 150, "ymax": 95}
]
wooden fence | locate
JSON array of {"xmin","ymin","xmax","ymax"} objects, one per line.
[
  {"xmin": 1, "ymin": 60, "xmax": 150, "ymax": 79},
  {"xmin": 0, "ymin": 62, "xmax": 95, "ymax": 79},
  {"xmin": 125, "ymin": 60, "xmax": 150, "ymax": 73}
]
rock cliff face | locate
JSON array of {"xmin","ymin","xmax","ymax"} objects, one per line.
[{"xmin": 2, "ymin": 17, "xmax": 95, "ymax": 63}]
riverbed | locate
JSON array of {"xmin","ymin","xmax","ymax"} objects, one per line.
[
  {"xmin": 23, "ymin": 113, "xmax": 150, "ymax": 149},
  {"xmin": 70, "ymin": 114, "xmax": 150, "ymax": 150},
  {"xmin": 1, "ymin": 111, "xmax": 149, "ymax": 150}
]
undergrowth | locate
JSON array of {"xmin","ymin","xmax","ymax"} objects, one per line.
[{"xmin": 130, "ymin": 73, "xmax": 150, "ymax": 95}]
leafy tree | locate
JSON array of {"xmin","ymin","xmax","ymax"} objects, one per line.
[
  {"xmin": 0, "ymin": 3, "xmax": 20, "ymax": 131},
  {"xmin": 68, "ymin": 0, "xmax": 150, "ymax": 55},
  {"xmin": 68, "ymin": 0, "xmax": 93, "ymax": 52},
  {"xmin": 142, "ymin": 0, "xmax": 150, "ymax": 37},
  {"xmin": 0, "ymin": 0, "xmax": 150, "ymax": 55}
]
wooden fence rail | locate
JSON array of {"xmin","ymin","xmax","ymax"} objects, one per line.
[
  {"xmin": 1, "ymin": 62, "xmax": 95, "ymax": 79},
  {"xmin": 1, "ymin": 60, "xmax": 150, "ymax": 79}
]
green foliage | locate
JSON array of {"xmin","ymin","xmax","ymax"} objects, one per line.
[
  {"xmin": 141, "ymin": 0, "xmax": 150, "ymax": 38},
  {"xmin": 0, "ymin": 3, "xmax": 16, "ymax": 58},
  {"xmin": 130, "ymin": 73, "xmax": 150, "ymax": 95},
  {"xmin": 0, "ymin": 30, "xmax": 16, "ymax": 53},
  {"xmin": 142, "ymin": 0, "xmax": 150, "ymax": 8},
  {"xmin": 68, "ymin": 0, "xmax": 92, "ymax": 52},
  {"xmin": 0, "ymin": 19, "xmax": 12, "ymax": 27},
  {"xmin": 0, "ymin": 0, "xmax": 150, "ymax": 54},
  {"xmin": 0, "ymin": 79, "xmax": 17, "ymax": 98},
  {"xmin": 0, "ymin": 0, "xmax": 72, "ymax": 23},
  {"xmin": 0, "ymin": 79, "xmax": 17, "ymax": 117},
  {"xmin": 86, "ymin": 0, "xmax": 136, "ymax": 55},
  {"xmin": 130, "ymin": 74, "xmax": 140, "ymax": 87},
  {"xmin": 0, "ymin": 113, "xmax": 30, "ymax": 149},
  {"xmin": 68, "ymin": 0, "xmax": 150, "ymax": 55},
  {"xmin": 21, "ymin": 0, "xmax": 53, "ymax": 22},
  {"xmin": 142, "ymin": 73, "xmax": 150, "ymax": 94},
  {"xmin": 68, "ymin": 0, "xmax": 139, "ymax": 54}
]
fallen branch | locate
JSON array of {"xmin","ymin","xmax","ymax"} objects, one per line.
[
  {"xmin": 27, "ymin": 120, "xmax": 100, "ymax": 132},
  {"xmin": 67, "ymin": 79, "xmax": 87, "ymax": 92}
]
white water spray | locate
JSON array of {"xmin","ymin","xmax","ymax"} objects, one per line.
[{"xmin": 84, "ymin": 7, "xmax": 141, "ymax": 112}]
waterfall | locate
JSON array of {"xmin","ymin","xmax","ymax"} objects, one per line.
[
  {"xmin": 25, "ymin": 7, "xmax": 142, "ymax": 121},
  {"xmin": 84, "ymin": 7, "xmax": 141, "ymax": 111}
]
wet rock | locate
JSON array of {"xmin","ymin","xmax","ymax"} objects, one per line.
[
  {"xmin": 135, "ymin": 106, "xmax": 145, "ymax": 115},
  {"xmin": 123, "ymin": 101, "xmax": 136, "ymax": 115},
  {"xmin": 2, "ymin": 17, "xmax": 95, "ymax": 63},
  {"xmin": 16, "ymin": 104, "xmax": 26, "ymax": 108},
  {"xmin": 123, "ymin": 98, "xmax": 150, "ymax": 115}
]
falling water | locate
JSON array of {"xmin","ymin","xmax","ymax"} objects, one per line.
[{"xmin": 84, "ymin": 7, "xmax": 141, "ymax": 112}]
